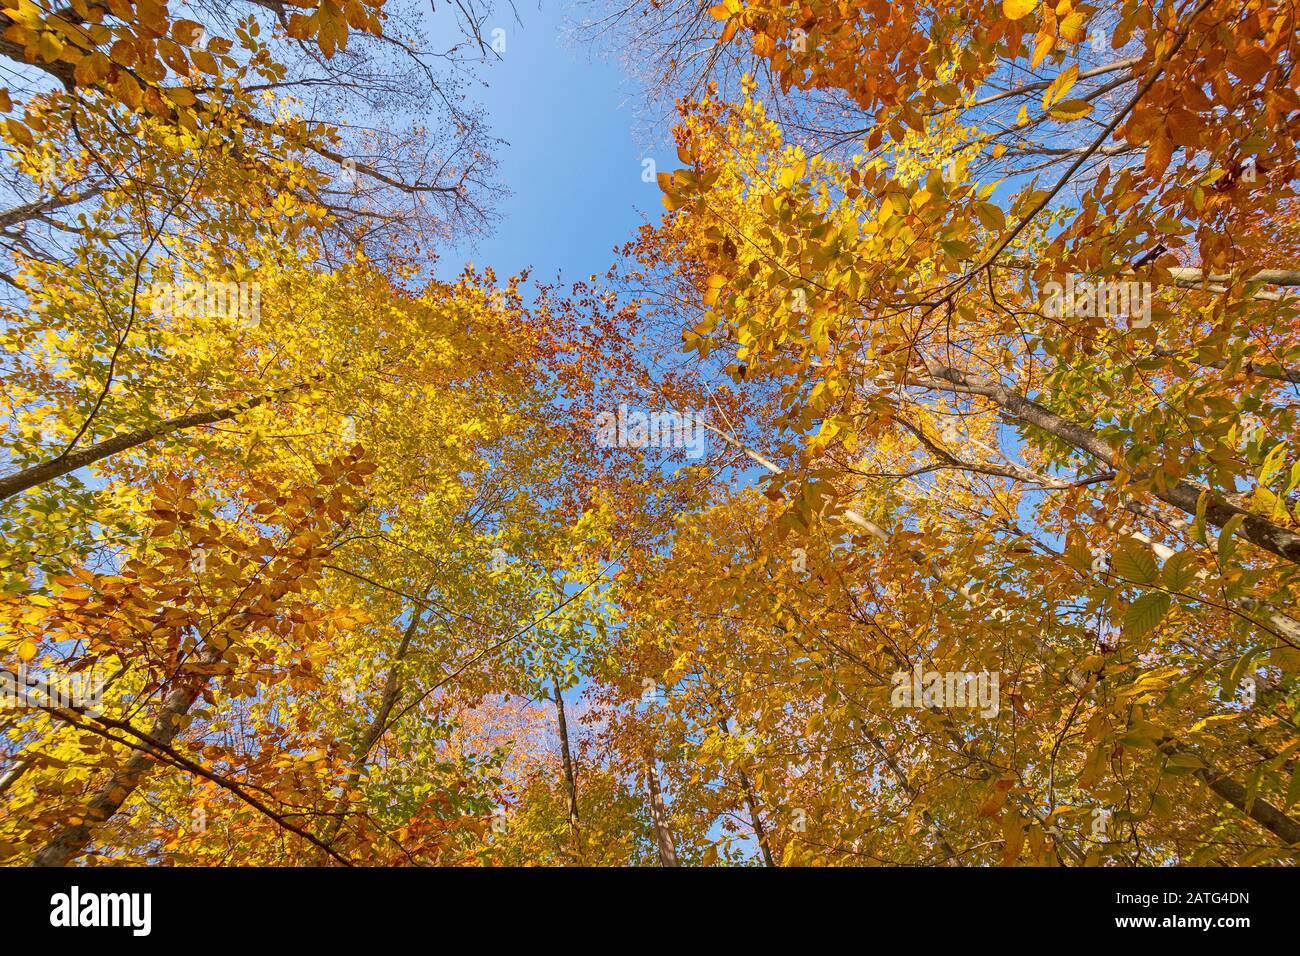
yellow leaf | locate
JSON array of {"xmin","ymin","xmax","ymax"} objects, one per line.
[
  {"xmin": 1049, "ymin": 99, "xmax": 1094, "ymax": 120},
  {"xmin": 163, "ymin": 86, "xmax": 197, "ymax": 107},
  {"xmin": 5, "ymin": 118, "xmax": 34, "ymax": 147},
  {"xmin": 975, "ymin": 201, "xmax": 1006, "ymax": 232},
  {"xmin": 37, "ymin": 32, "xmax": 65, "ymax": 63},
  {"xmin": 1041, "ymin": 64, "xmax": 1078, "ymax": 110},
  {"xmin": 1003, "ymin": 0, "xmax": 1038, "ymax": 20},
  {"xmin": 171, "ymin": 19, "xmax": 206, "ymax": 44},
  {"xmin": 73, "ymin": 51, "xmax": 111, "ymax": 85},
  {"xmin": 1059, "ymin": 11, "xmax": 1087, "ymax": 44},
  {"xmin": 191, "ymin": 49, "xmax": 218, "ymax": 75},
  {"xmin": 1031, "ymin": 31, "xmax": 1054, "ymax": 68},
  {"xmin": 1189, "ymin": 714, "xmax": 1238, "ymax": 734}
]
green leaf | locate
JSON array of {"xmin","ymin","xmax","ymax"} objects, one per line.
[
  {"xmin": 1112, "ymin": 544, "xmax": 1157, "ymax": 585},
  {"xmin": 1123, "ymin": 590, "xmax": 1171, "ymax": 637},
  {"xmin": 1160, "ymin": 551, "xmax": 1197, "ymax": 592},
  {"xmin": 1258, "ymin": 441, "xmax": 1287, "ymax": 487},
  {"xmin": 1193, "ymin": 490, "xmax": 1209, "ymax": 544},
  {"xmin": 1219, "ymin": 649, "xmax": 1264, "ymax": 701},
  {"xmin": 1217, "ymin": 513, "xmax": 1246, "ymax": 565},
  {"xmin": 1163, "ymin": 751, "xmax": 1204, "ymax": 775}
]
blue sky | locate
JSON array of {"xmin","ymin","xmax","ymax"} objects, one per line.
[{"xmin": 432, "ymin": 3, "xmax": 674, "ymax": 285}]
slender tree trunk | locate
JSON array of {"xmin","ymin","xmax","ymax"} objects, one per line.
[
  {"xmin": 861, "ymin": 729, "xmax": 960, "ymax": 865},
  {"xmin": 551, "ymin": 673, "xmax": 582, "ymax": 861},
  {"xmin": 0, "ymin": 751, "xmax": 38, "ymax": 797},
  {"xmin": 0, "ymin": 385, "xmax": 299, "ymax": 504},
  {"xmin": 916, "ymin": 364, "xmax": 1300, "ymax": 565},
  {"xmin": 316, "ymin": 577, "xmax": 435, "ymax": 860},
  {"xmin": 0, "ymin": 184, "xmax": 107, "ymax": 229},
  {"xmin": 716, "ymin": 717, "xmax": 775, "ymax": 866},
  {"xmin": 30, "ymin": 646, "xmax": 219, "ymax": 866},
  {"xmin": 1160, "ymin": 740, "xmax": 1300, "ymax": 845},
  {"xmin": 644, "ymin": 753, "xmax": 680, "ymax": 866},
  {"xmin": 735, "ymin": 766, "xmax": 775, "ymax": 867}
]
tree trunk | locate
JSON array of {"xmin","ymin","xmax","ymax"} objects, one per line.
[
  {"xmin": 315, "ymin": 587, "xmax": 432, "ymax": 860},
  {"xmin": 0, "ymin": 387, "xmax": 295, "ymax": 504},
  {"xmin": 861, "ymin": 729, "xmax": 960, "ymax": 865},
  {"xmin": 1160, "ymin": 740, "xmax": 1300, "ymax": 845},
  {"xmin": 917, "ymin": 364, "xmax": 1300, "ymax": 565},
  {"xmin": 716, "ymin": 717, "xmax": 775, "ymax": 866},
  {"xmin": 551, "ymin": 674, "xmax": 582, "ymax": 861},
  {"xmin": 30, "ymin": 646, "xmax": 219, "ymax": 866},
  {"xmin": 644, "ymin": 754, "xmax": 680, "ymax": 866}
]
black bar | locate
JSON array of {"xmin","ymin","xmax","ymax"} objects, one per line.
[{"xmin": 0, "ymin": 865, "xmax": 1278, "ymax": 944}]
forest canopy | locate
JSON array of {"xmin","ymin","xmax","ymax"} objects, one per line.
[{"xmin": 0, "ymin": 0, "xmax": 1297, "ymax": 869}]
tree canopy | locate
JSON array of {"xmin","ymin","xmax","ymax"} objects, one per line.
[{"xmin": 1, "ymin": 0, "xmax": 1297, "ymax": 867}]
